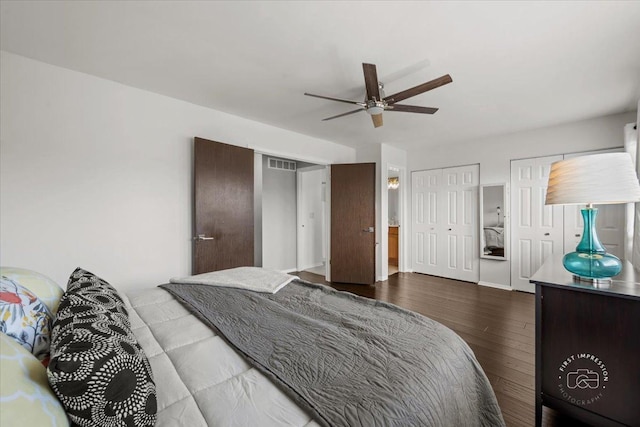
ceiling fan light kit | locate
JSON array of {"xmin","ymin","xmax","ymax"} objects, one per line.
[{"xmin": 305, "ymin": 63, "xmax": 452, "ymax": 128}]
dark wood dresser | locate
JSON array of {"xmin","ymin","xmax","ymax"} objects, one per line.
[{"xmin": 530, "ymin": 257, "xmax": 640, "ymax": 427}]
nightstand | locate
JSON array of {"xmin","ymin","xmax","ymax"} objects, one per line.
[{"xmin": 531, "ymin": 256, "xmax": 640, "ymax": 427}]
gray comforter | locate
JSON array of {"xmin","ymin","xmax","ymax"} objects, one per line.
[{"xmin": 160, "ymin": 279, "xmax": 505, "ymax": 427}]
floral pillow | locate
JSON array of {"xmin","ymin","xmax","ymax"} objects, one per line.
[
  {"xmin": 0, "ymin": 332, "xmax": 69, "ymax": 427},
  {"xmin": 0, "ymin": 267, "xmax": 64, "ymax": 314},
  {"xmin": 0, "ymin": 276, "xmax": 52, "ymax": 362}
]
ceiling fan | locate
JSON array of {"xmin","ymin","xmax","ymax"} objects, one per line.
[{"xmin": 305, "ymin": 63, "xmax": 452, "ymax": 128}]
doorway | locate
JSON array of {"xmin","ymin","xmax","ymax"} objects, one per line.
[
  {"xmin": 257, "ymin": 154, "xmax": 324, "ymax": 274},
  {"xmin": 388, "ymin": 167, "xmax": 400, "ymax": 276}
]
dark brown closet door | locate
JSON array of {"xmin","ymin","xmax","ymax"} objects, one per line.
[
  {"xmin": 193, "ymin": 137, "xmax": 254, "ymax": 274},
  {"xmin": 330, "ymin": 163, "xmax": 376, "ymax": 284}
]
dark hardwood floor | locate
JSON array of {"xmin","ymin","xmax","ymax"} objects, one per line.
[{"xmin": 296, "ymin": 271, "xmax": 592, "ymax": 427}]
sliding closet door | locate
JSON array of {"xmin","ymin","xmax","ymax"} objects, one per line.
[
  {"xmin": 510, "ymin": 156, "xmax": 563, "ymax": 292},
  {"xmin": 412, "ymin": 165, "xmax": 479, "ymax": 282}
]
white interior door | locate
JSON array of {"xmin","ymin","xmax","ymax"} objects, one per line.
[
  {"xmin": 440, "ymin": 165, "xmax": 479, "ymax": 282},
  {"xmin": 511, "ymin": 156, "xmax": 564, "ymax": 292},
  {"xmin": 296, "ymin": 167, "xmax": 326, "ymax": 272},
  {"xmin": 412, "ymin": 169, "xmax": 442, "ymax": 276},
  {"xmin": 412, "ymin": 165, "xmax": 479, "ymax": 282}
]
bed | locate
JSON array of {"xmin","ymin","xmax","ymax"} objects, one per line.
[
  {"xmin": 483, "ymin": 227, "xmax": 505, "ymax": 257},
  {"xmin": 0, "ymin": 266, "xmax": 505, "ymax": 427},
  {"xmin": 483, "ymin": 227, "xmax": 504, "ymax": 250}
]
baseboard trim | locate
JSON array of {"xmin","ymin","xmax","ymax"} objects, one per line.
[
  {"xmin": 478, "ymin": 281, "xmax": 512, "ymax": 291},
  {"xmin": 295, "ymin": 263, "xmax": 324, "ymax": 272},
  {"xmin": 282, "ymin": 268, "xmax": 298, "ymax": 274}
]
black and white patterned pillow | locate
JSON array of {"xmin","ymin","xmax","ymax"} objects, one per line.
[{"xmin": 47, "ymin": 268, "xmax": 157, "ymax": 427}]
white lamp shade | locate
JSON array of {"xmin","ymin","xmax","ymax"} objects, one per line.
[{"xmin": 545, "ymin": 153, "xmax": 640, "ymax": 205}]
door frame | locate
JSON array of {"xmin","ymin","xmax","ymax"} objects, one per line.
[
  {"xmin": 295, "ymin": 165, "xmax": 328, "ymax": 273},
  {"xmin": 384, "ymin": 163, "xmax": 406, "ymax": 278}
]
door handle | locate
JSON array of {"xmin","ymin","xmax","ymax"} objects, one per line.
[
  {"xmin": 575, "ymin": 234, "xmax": 580, "ymax": 237},
  {"xmin": 362, "ymin": 227, "xmax": 374, "ymax": 233},
  {"xmin": 194, "ymin": 234, "xmax": 215, "ymax": 241},
  {"xmin": 544, "ymin": 233, "xmax": 550, "ymax": 236}
]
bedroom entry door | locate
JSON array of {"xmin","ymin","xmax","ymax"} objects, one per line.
[
  {"xmin": 330, "ymin": 163, "xmax": 376, "ymax": 285},
  {"xmin": 193, "ymin": 137, "xmax": 254, "ymax": 274}
]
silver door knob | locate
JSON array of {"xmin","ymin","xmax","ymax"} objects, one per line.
[
  {"xmin": 362, "ymin": 227, "xmax": 374, "ymax": 233},
  {"xmin": 194, "ymin": 234, "xmax": 214, "ymax": 240}
]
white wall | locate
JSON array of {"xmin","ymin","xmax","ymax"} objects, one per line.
[
  {"xmin": 408, "ymin": 110, "xmax": 637, "ymax": 288},
  {"xmin": 261, "ymin": 156, "xmax": 297, "ymax": 271},
  {"xmin": 0, "ymin": 51, "xmax": 355, "ymax": 291}
]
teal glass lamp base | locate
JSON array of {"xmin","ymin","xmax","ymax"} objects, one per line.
[
  {"xmin": 562, "ymin": 207, "xmax": 622, "ymax": 283},
  {"xmin": 562, "ymin": 252, "xmax": 622, "ymax": 281}
]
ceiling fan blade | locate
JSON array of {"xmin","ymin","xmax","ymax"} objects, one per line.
[
  {"xmin": 363, "ymin": 63, "xmax": 381, "ymax": 101},
  {"xmin": 371, "ymin": 113, "xmax": 383, "ymax": 128},
  {"xmin": 386, "ymin": 104, "xmax": 439, "ymax": 114},
  {"xmin": 305, "ymin": 93, "xmax": 365, "ymax": 106},
  {"xmin": 384, "ymin": 74, "xmax": 452, "ymax": 104},
  {"xmin": 322, "ymin": 108, "xmax": 365, "ymax": 121}
]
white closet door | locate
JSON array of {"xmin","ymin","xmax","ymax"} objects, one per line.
[
  {"xmin": 564, "ymin": 203, "xmax": 625, "ymax": 259},
  {"xmin": 440, "ymin": 165, "xmax": 479, "ymax": 282},
  {"xmin": 412, "ymin": 165, "xmax": 479, "ymax": 282},
  {"xmin": 511, "ymin": 156, "xmax": 564, "ymax": 292},
  {"xmin": 412, "ymin": 169, "xmax": 443, "ymax": 276},
  {"xmin": 563, "ymin": 149, "xmax": 626, "ymax": 260}
]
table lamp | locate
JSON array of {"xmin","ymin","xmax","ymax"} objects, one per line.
[{"xmin": 545, "ymin": 153, "xmax": 640, "ymax": 283}]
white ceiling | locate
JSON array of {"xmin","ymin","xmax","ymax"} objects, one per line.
[{"xmin": 2, "ymin": 1, "xmax": 639, "ymax": 151}]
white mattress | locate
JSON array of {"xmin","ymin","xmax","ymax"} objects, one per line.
[{"xmin": 123, "ymin": 288, "xmax": 320, "ymax": 427}]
